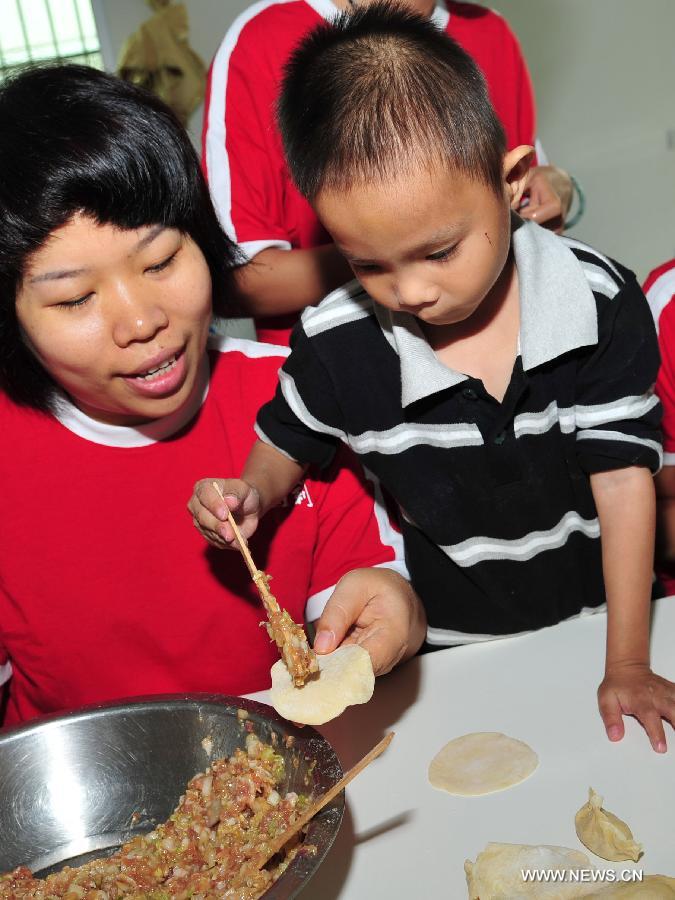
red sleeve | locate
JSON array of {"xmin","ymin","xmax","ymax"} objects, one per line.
[
  {"xmin": 304, "ymin": 449, "xmax": 408, "ymax": 622},
  {"xmin": 202, "ymin": 11, "xmax": 293, "ymax": 260},
  {"xmin": 645, "ymin": 263, "xmax": 675, "ymax": 460},
  {"xmin": 447, "ymin": 3, "xmax": 536, "ymax": 150}
]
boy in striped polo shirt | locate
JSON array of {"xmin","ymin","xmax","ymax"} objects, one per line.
[{"xmin": 189, "ymin": 4, "xmax": 675, "ymax": 749}]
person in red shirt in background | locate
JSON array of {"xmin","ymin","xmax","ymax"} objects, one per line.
[
  {"xmin": 0, "ymin": 65, "xmax": 425, "ymax": 726},
  {"xmin": 645, "ymin": 259, "xmax": 675, "ymax": 596},
  {"xmin": 203, "ymin": 0, "xmax": 574, "ymax": 344}
]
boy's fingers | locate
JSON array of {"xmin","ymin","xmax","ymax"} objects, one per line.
[
  {"xmin": 598, "ymin": 690, "xmax": 624, "ymax": 742},
  {"xmin": 194, "ymin": 479, "xmax": 247, "ymax": 520},
  {"xmin": 638, "ymin": 709, "xmax": 667, "ymax": 753}
]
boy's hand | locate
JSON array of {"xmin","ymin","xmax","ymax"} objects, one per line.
[
  {"xmin": 598, "ymin": 662, "xmax": 675, "ymax": 753},
  {"xmin": 188, "ymin": 478, "xmax": 261, "ymax": 549},
  {"xmin": 312, "ymin": 568, "xmax": 426, "ymax": 676}
]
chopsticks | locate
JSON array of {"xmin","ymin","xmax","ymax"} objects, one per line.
[
  {"xmin": 212, "ymin": 482, "xmax": 318, "ymax": 686},
  {"xmin": 211, "ymin": 481, "xmax": 276, "ymax": 615},
  {"xmin": 256, "ymin": 731, "xmax": 395, "ymax": 869}
]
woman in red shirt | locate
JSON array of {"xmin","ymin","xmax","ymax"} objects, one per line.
[{"xmin": 0, "ymin": 65, "xmax": 425, "ymax": 725}]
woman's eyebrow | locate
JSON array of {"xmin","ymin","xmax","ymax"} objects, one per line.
[
  {"xmin": 133, "ymin": 224, "xmax": 166, "ymax": 253},
  {"xmin": 29, "ymin": 225, "xmax": 167, "ymax": 283},
  {"xmin": 30, "ymin": 266, "xmax": 88, "ymax": 284}
]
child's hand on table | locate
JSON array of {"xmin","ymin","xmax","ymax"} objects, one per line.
[
  {"xmin": 312, "ymin": 568, "xmax": 427, "ymax": 677},
  {"xmin": 188, "ymin": 478, "xmax": 261, "ymax": 549},
  {"xmin": 598, "ymin": 663, "xmax": 675, "ymax": 753}
]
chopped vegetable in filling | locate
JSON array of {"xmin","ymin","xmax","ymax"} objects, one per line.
[{"xmin": 0, "ymin": 734, "xmax": 315, "ymax": 900}]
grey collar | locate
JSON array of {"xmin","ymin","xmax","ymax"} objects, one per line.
[{"xmin": 376, "ymin": 216, "xmax": 599, "ymax": 408}]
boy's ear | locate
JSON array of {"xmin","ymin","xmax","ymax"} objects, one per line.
[{"xmin": 503, "ymin": 145, "xmax": 535, "ymax": 209}]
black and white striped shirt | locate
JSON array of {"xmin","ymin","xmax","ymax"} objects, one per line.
[{"xmin": 256, "ymin": 218, "xmax": 661, "ymax": 645}]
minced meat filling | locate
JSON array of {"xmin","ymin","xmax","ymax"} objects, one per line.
[{"xmin": 1, "ymin": 734, "xmax": 313, "ymax": 900}]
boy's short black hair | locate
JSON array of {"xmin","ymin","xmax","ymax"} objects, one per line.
[
  {"xmin": 0, "ymin": 64, "xmax": 239, "ymax": 412},
  {"xmin": 278, "ymin": 1, "xmax": 507, "ymax": 200}
]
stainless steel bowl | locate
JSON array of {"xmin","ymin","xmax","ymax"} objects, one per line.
[{"xmin": 0, "ymin": 694, "xmax": 344, "ymax": 898}]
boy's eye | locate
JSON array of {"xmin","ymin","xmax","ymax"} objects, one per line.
[
  {"xmin": 146, "ymin": 250, "xmax": 179, "ymax": 274},
  {"xmin": 427, "ymin": 244, "xmax": 459, "ymax": 262},
  {"xmin": 351, "ymin": 261, "xmax": 380, "ymax": 273},
  {"xmin": 56, "ymin": 293, "xmax": 93, "ymax": 310},
  {"xmin": 426, "ymin": 244, "xmax": 458, "ymax": 263}
]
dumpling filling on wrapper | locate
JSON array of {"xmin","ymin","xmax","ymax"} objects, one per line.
[{"xmin": 270, "ymin": 644, "xmax": 375, "ymax": 725}]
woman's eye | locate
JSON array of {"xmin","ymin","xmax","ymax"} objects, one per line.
[
  {"xmin": 146, "ymin": 251, "xmax": 178, "ymax": 274},
  {"xmin": 57, "ymin": 293, "xmax": 93, "ymax": 310},
  {"xmin": 427, "ymin": 245, "xmax": 458, "ymax": 263}
]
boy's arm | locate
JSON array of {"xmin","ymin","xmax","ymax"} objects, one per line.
[
  {"xmin": 655, "ymin": 466, "xmax": 675, "ymax": 564},
  {"xmin": 592, "ymin": 467, "xmax": 675, "ymax": 752},
  {"xmin": 189, "ymin": 441, "xmax": 306, "ymax": 548}
]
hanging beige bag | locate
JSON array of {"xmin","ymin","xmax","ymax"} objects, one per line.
[{"xmin": 117, "ymin": 0, "xmax": 205, "ymax": 126}]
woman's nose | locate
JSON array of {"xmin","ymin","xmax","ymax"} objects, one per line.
[{"xmin": 111, "ymin": 285, "xmax": 169, "ymax": 347}]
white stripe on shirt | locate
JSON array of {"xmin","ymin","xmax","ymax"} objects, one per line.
[
  {"xmin": 441, "ymin": 510, "xmax": 600, "ymax": 568},
  {"xmin": 205, "ymin": 0, "xmax": 296, "ymax": 244},
  {"xmin": 645, "ymin": 266, "xmax": 675, "ymax": 335},
  {"xmin": 426, "ymin": 603, "xmax": 607, "ymax": 646},
  {"xmin": 576, "ymin": 428, "xmax": 663, "ymax": 466},
  {"xmin": 349, "ymin": 422, "xmax": 483, "ymax": 455}
]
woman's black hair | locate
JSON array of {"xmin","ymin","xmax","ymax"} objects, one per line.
[
  {"xmin": 0, "ymin": 64, "xmax": 240, "ymax": 412},
  {"xmin": 278, "ymin": 1, "xmax": 507, "ymax": 200}
]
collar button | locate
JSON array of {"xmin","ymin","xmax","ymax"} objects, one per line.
[{"xmin": 462, "ymin": 387, "xmax": 478, "ymax": 400}]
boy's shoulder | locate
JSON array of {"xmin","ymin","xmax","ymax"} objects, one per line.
[
  {"xmin": 300, "ymin": 277, "xmax": 376, "ymax": 339},
  {"xmin": 559, "ymin": 234, "xmax": 630, "ymax": 302}
]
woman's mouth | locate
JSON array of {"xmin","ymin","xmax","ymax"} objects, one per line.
[{"xmin": 122, "ymin": 348, "xmax": 188, "ymax": 397}]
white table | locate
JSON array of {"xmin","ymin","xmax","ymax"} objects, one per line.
[{"xmin": 251, "ymin": 599, "xmax": 675, "ymax": 898}]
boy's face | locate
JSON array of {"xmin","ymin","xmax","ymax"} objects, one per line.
[{"xmin": 314, "ymin": 152, "xmax": 528, "ymax": 329}]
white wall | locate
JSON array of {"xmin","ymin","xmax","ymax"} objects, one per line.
[
  {"xmin": 94, "ymin": 0, "xmax": 675, "ymax": 280},
  {"xmin": 92, "ymin": 0, "xmax": 252, "ymax": 145},
  {"xmin": 492, "ymin": 0, "xmax": 675, "ymax": 280}
]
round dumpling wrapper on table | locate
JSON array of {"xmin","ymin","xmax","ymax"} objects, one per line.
[
  {"xmin": 465, "ymin": 843, "xmax": 598, "ymax": 898},
  {"xmin": 270, "ymin": 644, "xmax": 375, "ymax": 725},
  {"xmin": 428, "ymin": 731, "xmax": 538, "ymax": 796}
]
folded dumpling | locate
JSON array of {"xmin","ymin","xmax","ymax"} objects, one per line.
[{"xmin": 575, "ymin": 788, "xmax": 643, "ymax": 863}]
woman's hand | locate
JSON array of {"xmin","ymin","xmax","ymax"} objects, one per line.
[
  {"xmin": 598, "ymin": 662, "xmax": 675, "ymax": 753},
  {"xmin": 312, "ymin": 568, "xmax": 427, "ymax": 676},
  {"xmin": 188, "ymin": 478, "xmax": 261, "ymax": 548},
  {"xmin": 518, "ymin": 165, "xmax": 573, "ymax": 233}
]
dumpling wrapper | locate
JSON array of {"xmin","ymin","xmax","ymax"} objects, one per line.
[
  {"xmin": 270, "ymin": 643, "xmax": 374, "ymax": 725},
  {"xmin": 590, "ymin": 876, "xmax": 675, "ymax": 898},
  {"xmin": 466, "ymin": 843, "xmax": 674, "ymax": 900},
  {"xmin": 465, "ymin": 842, "xmax": 600, "ymax": 899},
  {"xmin": 575, "ymin": 788, "xmax": 643, "ymax": 862},
  {"xmin": 429, "ymin": 732, "xmax": 538, "ymax": 796}
]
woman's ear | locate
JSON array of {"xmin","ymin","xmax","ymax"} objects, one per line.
[{"xmin": 503, "ymin": 145, "xmax": 535, "ymax": 209}]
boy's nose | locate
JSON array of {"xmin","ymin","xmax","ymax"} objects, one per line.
[{"xmin": 394, "ymin": 278, "xmax": 440, "ymax": 311}]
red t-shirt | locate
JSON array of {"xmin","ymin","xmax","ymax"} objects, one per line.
[
  {"xmin": 644, "ymin": 259, "xmax": 675, "ymax": 595},
  {"xmin": 203, "ymin": 0, "xmax": 536, "ymax": 344},
  {"xmin": 0, "ymin": 337, "xmax": 405, "ymax": 726}
]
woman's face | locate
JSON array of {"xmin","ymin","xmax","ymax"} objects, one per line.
[{"xmin": 15, "ymin": 214, "xmax": 213, "ymax": 425}]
